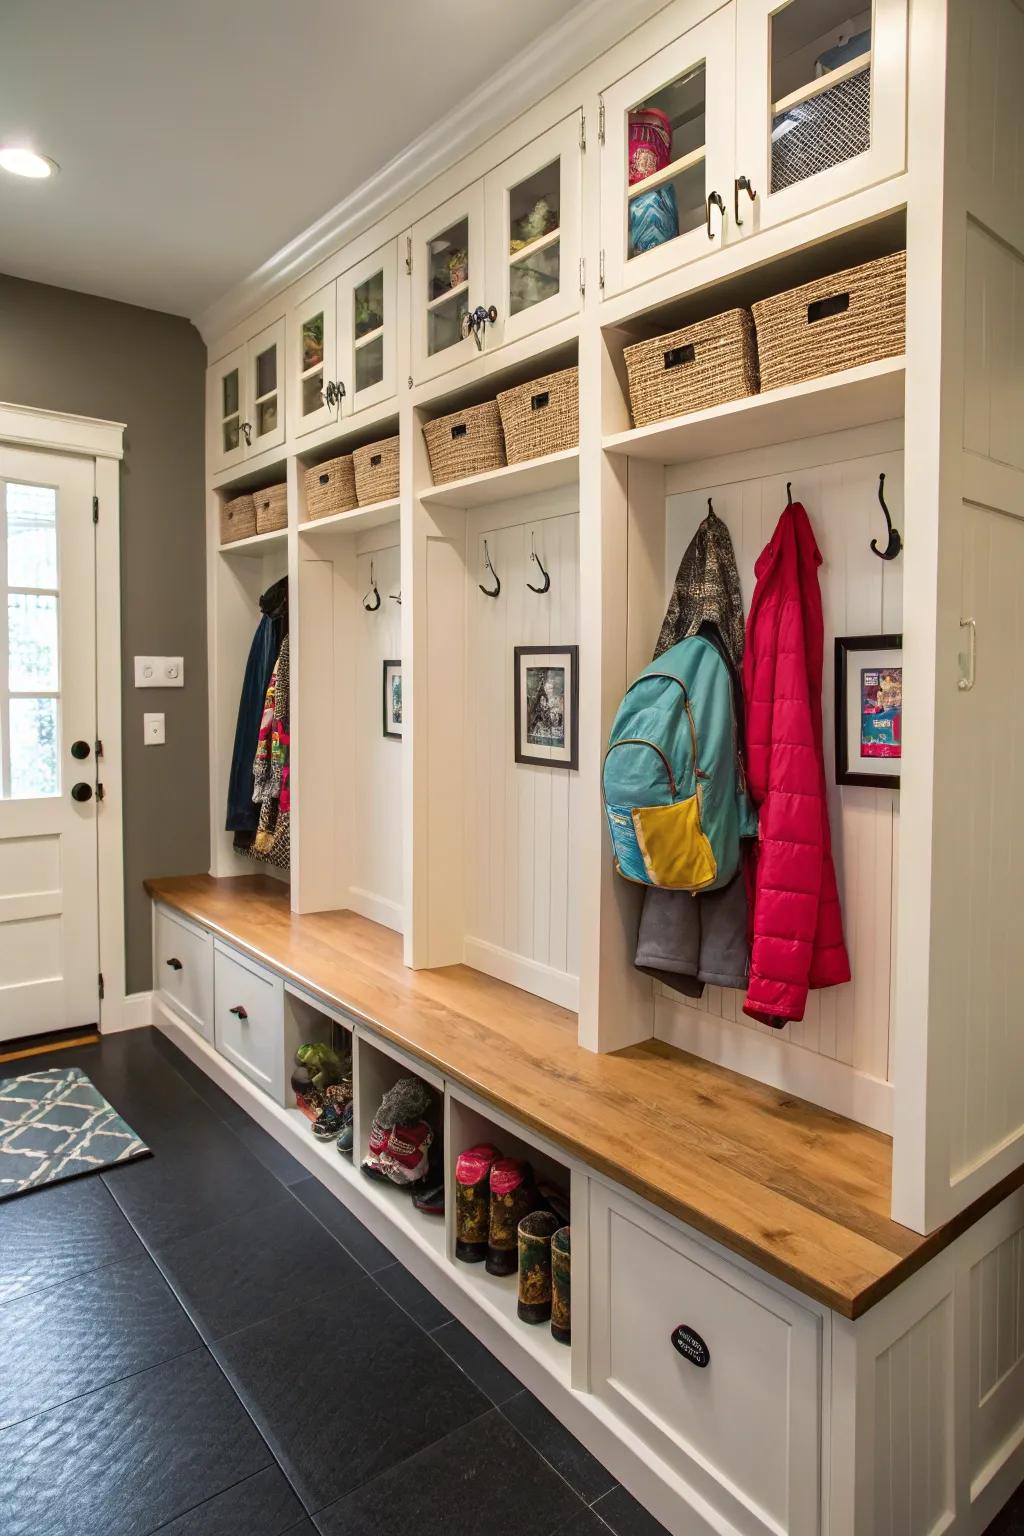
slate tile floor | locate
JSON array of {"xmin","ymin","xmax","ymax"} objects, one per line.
[{"xmin": 0, "ymin": 1027, "xmax": 1021, "ymax": 1536}]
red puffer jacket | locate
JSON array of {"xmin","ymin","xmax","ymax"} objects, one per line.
[{"xmin": 742, "ymin": 501, "xmax": 850, "ymax": 1025}]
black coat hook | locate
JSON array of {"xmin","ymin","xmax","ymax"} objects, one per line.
[
  {"xmin": 786, "ymin": 482, "xmax": 793, "ymax": 506},
  {"xmin": 526, "ymin": 532, "xmax": 550, "ymax": 594},
  {"xmin": 479, "ymin": 539, "xmax": 500, "ymax": 598},
  {"xmin": 706, "ymin": 496, "xmax": 717, "ymax": 520},
  {"xmin": 363, "ymin": 560, "xmax": 381, "ymax": 611},
  {"xmin": 389, "ymin": 590, "xmax": 402, "ymax": 604},
  {"xmin": 871, "ymin": 473, "xmax": 902, "ymax": 561}
]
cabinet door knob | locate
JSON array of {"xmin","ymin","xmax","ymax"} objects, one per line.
[
  {"xmin": 228, "ymin": 1004, "xmax": 248, "ymax": 1020},
  {"xmin": 734, "ymin": 175, "xmax": 757, "ymax": 226},
  {"xmin": 165, "ymin": 957, "xmax": 183, "ymax": 971},
  {"xmin": 70, "ymin": 781, "xmax": 93, "ymax": 803},
  {"xmin": 705, "ymin": 190, "xmax": 726, "ymax": 242}
]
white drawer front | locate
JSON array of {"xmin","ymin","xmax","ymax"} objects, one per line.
[
  {"xmin": 213, "ymin": 941, "xmax": 285, "ymax": 1101},
  {"xmin": 155, "ymin": 906, "xmax": 213, "ymax": 1042},
  {"xmin": 590, "ymin": 1183, "xmax": 821, "ymax": 1536}
]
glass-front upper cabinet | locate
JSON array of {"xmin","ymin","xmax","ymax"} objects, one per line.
[
  {"xmin": 207, "ymin": 318, "xmax": 286, "ymax": 475},
  {"xmin": 410, "ymin": 182, "xmax": 485, "ymax": 384},
  {"xmin": 600, "ymin": 6, "xmax": 735, "ymax": 297},
  {"xmin": 484, "ymin": 114, "xmax": 583, "ymax": 349},
  {"xmin": 337, "ymin": 242, "xmax": 397, "ymax": 417},
  {"xmin": 292, "ymin": 282, "xmax": 340, "ymax": 438},
  {"xmin": 734, "ymin": 0, "xmax": 906, "ymax": 232}
]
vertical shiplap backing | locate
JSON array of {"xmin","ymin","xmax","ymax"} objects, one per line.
[
  {"xmin": 464, "ymin": 500, "xmax": 581, "ymax": 1009},
  {"xmin": 350, "ymin": 538, "xmax": 403, "ymax": 929},
  {"xmin": 655, "ymin": 449, "xmax": 903, "ymax": 1105},
  {"xmin": 873, "ymin": 1297, "xmax": 953, "ymax": 1536}
]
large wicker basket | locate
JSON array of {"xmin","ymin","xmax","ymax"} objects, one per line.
[
  {"xmin": 305, "ymin": 455, "xmax": 357, "ymax": 521},
  {"xmin": 353, "ymin": 436, "xmax": 400, "ymax": 505},
  {"xmin": 423, "ymin": 400, "xmax": 505, "ymax": 485},
  {"xmin": 254, "ymin": 482, "xmax": 288, "ymax": 535},
  {"xmin": 497, "ymin": 367, "xmax": 579, "ymax": 464},
  {"xmin": 220, "ymin": 492, "xmax": 256, "ymax": 545},
  {"xmin": 752, "ymin": 250, "xmax": 906, "ymax": 392},
  {"xmin": 624, "ymin": 310, "xmax": 759, "ymax": 427}
]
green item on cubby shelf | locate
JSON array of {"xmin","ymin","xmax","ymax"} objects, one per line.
[{"xmin": 295, "ymin": 1041, "xmax": 349, "ymax": 1091}]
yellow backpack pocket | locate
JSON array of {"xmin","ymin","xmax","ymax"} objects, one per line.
[{"xmin": 632, "ymin": 796, "xmax": 717, "ymax": 891}]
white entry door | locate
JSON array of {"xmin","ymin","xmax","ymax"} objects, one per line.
[{"xmin": 0, "ymin": 446, "xmax": 99, "ymax": 1038}]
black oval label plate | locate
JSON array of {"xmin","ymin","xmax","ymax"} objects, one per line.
[{"xmin": 671, "ymin": 1324, "xmax": 710, "ymax": 1368}]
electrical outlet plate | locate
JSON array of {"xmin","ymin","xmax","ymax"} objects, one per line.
[
  {"xmin": 143, "ymin": 712, "xmax": 165, "ymax": 745},
  {"xmin": 134, "ymin": 656, "xmax": 184, "ymax": 688}
]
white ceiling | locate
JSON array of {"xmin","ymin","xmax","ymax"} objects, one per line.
[{"xmin": 0, "ymin": 0, "xmax": 565, "ymax": 320}]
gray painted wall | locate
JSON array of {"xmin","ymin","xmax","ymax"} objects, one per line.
[{"xmin": 0, "ymin": 272, "xmax": 208, "ymax": 995}]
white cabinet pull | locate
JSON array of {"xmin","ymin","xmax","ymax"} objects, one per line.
[{"xmin": 958, "ymin": 617, "xmax": 976, "ymax": 692}]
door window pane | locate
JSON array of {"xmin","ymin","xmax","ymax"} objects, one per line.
[
  {"xmin": 223, "ymin": 418, "xmax": 240, "ymax": 452},
  {"xmin": 9, "ymin": 592, "xmax": 59, "ymax": 692},
  {"xmin": 9, "ymin": 696, "xmax": 59, "ymax": 798},
  {"xmin": 255, "ymin": 344, "xmax": 277, "ymax": 398},
  {"xmin": 354, "ymin": 272, "xmax": 384, "ymax": 340},
  {"xmin": 770, "ymin": 0, "xmax": 872, "ymax": 193},
  {"xmin": 509, "ymin": 159, "xmax": 561, "ymax": 316},
  {"xmin": 355, "ymin": 334, "xmax": 384, "ymax": 393},
  {"xmin": 256, "ymin": 398, "xmax": 278, "ymax": 436},
  {"xmin": 7, "ymin": 482, "xmax": 57, "ymax": 588},
  {"xmin": 301, "ymin": 313, "xmax": 325, "ymax": 371},
  {"xmin": 627, "ymin": 65, "xmax": 707, "ymax": 261},
  {"xmin": 428, "ymin": 218, "xmax": 469, "ymax": 302},
  {"xmin": 428, "ymin": 291, "xmax": 469, "ymax": 357},
  {"xmin": 302, "ymin": 371, "xmax": 324, "ymax": 416},
  {"xmin": 222, "ymin": 369, "xmax": 239, "ymax": 417}
]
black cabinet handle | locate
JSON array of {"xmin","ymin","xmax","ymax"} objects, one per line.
[
  {"xmin": 228, "ymin": 1005, "xmax": 248, "ymax": 1020},
  {"xmin": 165, "ymin": 957, "xmax": 183, "ymax": 971},
  {"xmin": 671, "ymin": 1325, "xmax": 710, "ymax": 1368}
]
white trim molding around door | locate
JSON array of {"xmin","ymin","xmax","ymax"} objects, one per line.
[{"xmin": 0, "ymin": 400, "xmax": 131, "ymax": 1032}]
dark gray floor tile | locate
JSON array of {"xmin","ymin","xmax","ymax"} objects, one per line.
[
  {"xmin": 987, "ymin": 1481, "xmax": 1024, "ymax": 1535},
  {"xmin": 375, "ymin": 1261, "xmax": 453, "ymax": 1330},
  {"xmin": 283, "ymin": 1523, "xmax": 318, "ymax": 1535},
  {"xmin": 503, "ymin": 1391, "xmax": 617, "ymax": 1504},
  {"xmin": 152, "ymin": 1464, "xmax": 304, "ymax": 1535},
  {"xmin": 214, "ymin": 1276, "xmax": 487, "ymax": 1512},
  {"xmin": 65, "ymin": 1030, "xmax": 213, "ymax": 1142},
  {"xmin": 232, "ymin": 1118, "xmax": 309, "ymax": 1185},
  {"xmin": 153, "ymin": 1190, "xmax": 362, "ymax": 1340},
  {"xmin": 556, "ymin": 1511, "xmax": 613, "ymax": 1535},
  {"xmin": 0, "ymin": 1252, "xmax": 197, "ymax": 1428},
  {"xmin": 291, "ymin": 1175, "xmax": 396, "ymax": 1273},
  {"xmin": 102, "ymin": 1114, "xmax": 284, "ymax": 1247},
  {"xmin": 150, "ymin": 1032, "xmax": 252, "ymax": 1128},
  {"xmin": 0, "ymin": 1175, "xmax": 142, "ymax": 1305},
  {"xmin": 431, "ymin": 1317, "xmax": 523, "ymax": 1405},
  {"xmin": 0, "ymin": 1348, "xmax": 271, "ymax": 1536},
  {"xmin": 315, "ymin": 1409, "xmax": 585, "ymax": 1535},
  {"xmin": 592, "ymin": 1486, "xmax": 671, "ymax": 1536}
]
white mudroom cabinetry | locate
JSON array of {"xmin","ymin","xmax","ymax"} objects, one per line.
[{"xmin": 207, "ymin": 317, "xmax": 286, "ymax": 476}]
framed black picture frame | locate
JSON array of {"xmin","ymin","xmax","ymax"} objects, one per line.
[
  {"xmin": 513, "ymin": 644, "xmax": 579, "ymax": 770},
  {"xmin": 382, "ymin": 659, "xmax": 402, "ymax": 739},
  {"xmin": 835, "ymin": 634, "xmax": 902, "ymax": 788}
]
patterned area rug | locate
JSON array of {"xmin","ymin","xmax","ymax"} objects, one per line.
[{"xmin": 0, "ymin": 1065, "xmax": 150, "ymax": 1200}]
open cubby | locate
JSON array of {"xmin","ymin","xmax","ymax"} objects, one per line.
[{"xmin": 354, "ymin": 1034, "xmax": 446, "ymax": 1257}]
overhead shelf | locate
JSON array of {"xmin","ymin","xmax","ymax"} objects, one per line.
[
  {"xmin": 419, "ymin": 447, "xmax": 579, "ymax": 509},
  {"xmin": 603, "ymin": 357, "xmax": 905, "ymax": 465},
  {"xmin": 298, "ymin": 496, "xmax": 400, "ymax": 535},
  {"xmin": 219, "ymin": 526, "xmax": 288, "ymax": 556}
]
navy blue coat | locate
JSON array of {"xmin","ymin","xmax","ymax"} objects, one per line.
[{"xmin": 225, "ymin": 578, "xmax": 287, "ymax": 833}]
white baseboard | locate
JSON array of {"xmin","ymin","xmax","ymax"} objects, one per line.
[
  {"xmin": 654, "ymin": 995, "xmax": 894, "ymax": 1135},
  {"xmin": 347, "ymin": 887, "xmax": 404, "ymax": 934},
  {"xmin": 101, "ymin": 991, "xmax": 153, "ymax": 1033},
  {"xmin": 463, "ymin": 936, "xmax": 579, "ymax": 1012}
]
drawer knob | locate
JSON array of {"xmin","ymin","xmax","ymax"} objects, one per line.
[
  {"xmin": 228, "ymin": 1004, "xmax": 248, "ymax": 1020},
  {"xmin": 670, "ymin": 1324, "xmax": 710, "ymax": 1369},
  {"xmin": 165, "ymin": 957, "xmax": 183, "ymax": 971}
]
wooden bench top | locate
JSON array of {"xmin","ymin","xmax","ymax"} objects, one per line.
[{"xmin": 146, "ymin": 873, "xmax": 1020, "ymax": 1318}]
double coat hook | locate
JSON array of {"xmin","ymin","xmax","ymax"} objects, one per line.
[
  {"xmin": 527, "ymin": 532, "xmax": 550, "ymax": 594},
  {"xmin": 870, "ymin": 473, "xmax": 902, "ymax": 560},
  {"xmin": 479, "ymin": 539, "xmax": 501, "ymax": 598},
  {"xmin": 363, "ymin": 560, "xmax": 381, "ymax": 611}
]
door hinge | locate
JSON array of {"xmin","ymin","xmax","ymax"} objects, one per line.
[
  {"xmin": 407, "ymin": 374, "xmax": 413, "ymax": 389},
  {"xmin": 98, "ymin": 972, "xmax": 105, "ymax": 1001},
  {"xmin": 92, "ymin": 495, "xmax": 99, "ymax": 524},
  {"xmin": 95, "ymin": 739, "xmax": 104, "ymax": 759},
  {"xmin": 598, "ymin": 97, "xmax": 606, "ymax": 145},
  {"xmin": 96, "ymin": 782, "xmax": 105, "ymax": 802},
  {"xmin": 405, "ymin": 235, "xmax": 412, "ymax": 275},
  {"xmin": 599, "ymin": 249, "xmax": 606, "ymax": 290},
  {"xmin": 579, "ymin": 111, "xmax": 586, "ymax": 152},
  {"xmin": 579, "ymin": 257, "xmax": 586, "ymax": 297}
]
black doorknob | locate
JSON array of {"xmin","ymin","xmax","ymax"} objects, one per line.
[
  {"xmin": 71, "ymin": 782, "xmax": 93, "ymax": 803},
  {"xmin": 70, "ymin": 740, "xmax": 91, "ymax": 760}
]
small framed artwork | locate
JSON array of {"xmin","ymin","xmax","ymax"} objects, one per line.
[
  {"xmin": 835, "ymin": 634, "xmax": 902, "ymax": 787},
  {"xmin": 382, "ymin": 659, "xmax": 402, "ymax": 739},
  {"xmin": 513, "ymin": 645, "xmax": 579, "ymax": 770}
]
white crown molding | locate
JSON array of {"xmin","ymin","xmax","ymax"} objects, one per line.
[
  {"xmin": 0, "ymin": 400, "xmax": 125, "ymax": 460},
  {"xmin": 193, "ymin": 0, "xmax": 670, "ymax": 345}
]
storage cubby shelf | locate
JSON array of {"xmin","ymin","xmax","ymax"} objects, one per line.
[
  {"xmin": 218, "ymin": 526, "xmax": 289, "ymax": 556},
  {"xmin": 604, "ymin": 356, "xmax": 906, "ymax": 465},
  {"xmin": 297, "ymin": 496, "xmax": 400, "ymax": 535},
  {"xmin": 419, "ymin": 447, "xmax": 579, "ymax": 509}
]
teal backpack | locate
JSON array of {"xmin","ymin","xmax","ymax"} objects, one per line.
[{"xmin": 603, "ymin": 635, "xmax": 755, "ymax": 892}]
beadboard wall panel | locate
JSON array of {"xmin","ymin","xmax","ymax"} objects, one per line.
[
  {"xmin": 654, "ymin": 447, "xmax": 903, "ymax": 1130},
  {"xmin": 965, "ymin": 0, "xmax": 1024, "ymax": 259},
  {"xmin": 971, "ymin": 1227, "xmax": 1024, "ymax": 1497},
  {"xmin": 962, "ymin": 220, "xmax": 1024, "ymax": 471},
  {"xmin": 464, "ymin": 495, "xmax": 581, "ymax": 1009},
  {"xmin": 351, "ymin": 538, "xmax": 403, "ymax": 929},
  {"xmin": 872, "ymin": 1297, "xmax": 953, "ymax": 1536}
]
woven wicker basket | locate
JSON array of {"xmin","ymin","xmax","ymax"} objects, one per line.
[
  {"xmin": 497, "ymin": 367, "xmax": 579, "ymax": 464},
  {"xmin": 254, "ymin": 482, "xmax": 288, "ymax": 535},
  {"xmin": 353, "ymin": 436, "xmax": 400, "ymax": 505},
  {"xmin": 423, "ymin": 400, "xmax": 505, "ymax": 485},
  {"xmin": 752, "ymin": 250, "xmax": 906, "ymax": 393},
  {"xmin": 624, "ymin": 310, "xmax": 759, "ymax": 428},
  {"xmin": 305, "ymin": 455, "xmax": 357, "ymax": 521},
  {"xmin": 220, "ymin": 492, "xmax": 257, "ymax": 545}
]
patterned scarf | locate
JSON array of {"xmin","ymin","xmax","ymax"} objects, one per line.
[{"xmin": 654, "ymin": 507, "xmax": 744, "ymax": 671}]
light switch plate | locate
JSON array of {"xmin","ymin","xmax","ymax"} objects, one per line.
[
  {"xmin": 134, "ymin": 656, "xmax": 184, "ymax": 688},
  {"xmin": 144, "ymin": 713, "xmax": 165, "ymax": 745}
]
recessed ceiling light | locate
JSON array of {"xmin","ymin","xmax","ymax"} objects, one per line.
[{"xmin": 0, "ymin": 147, "xmax": 59, "ymax": 179}]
